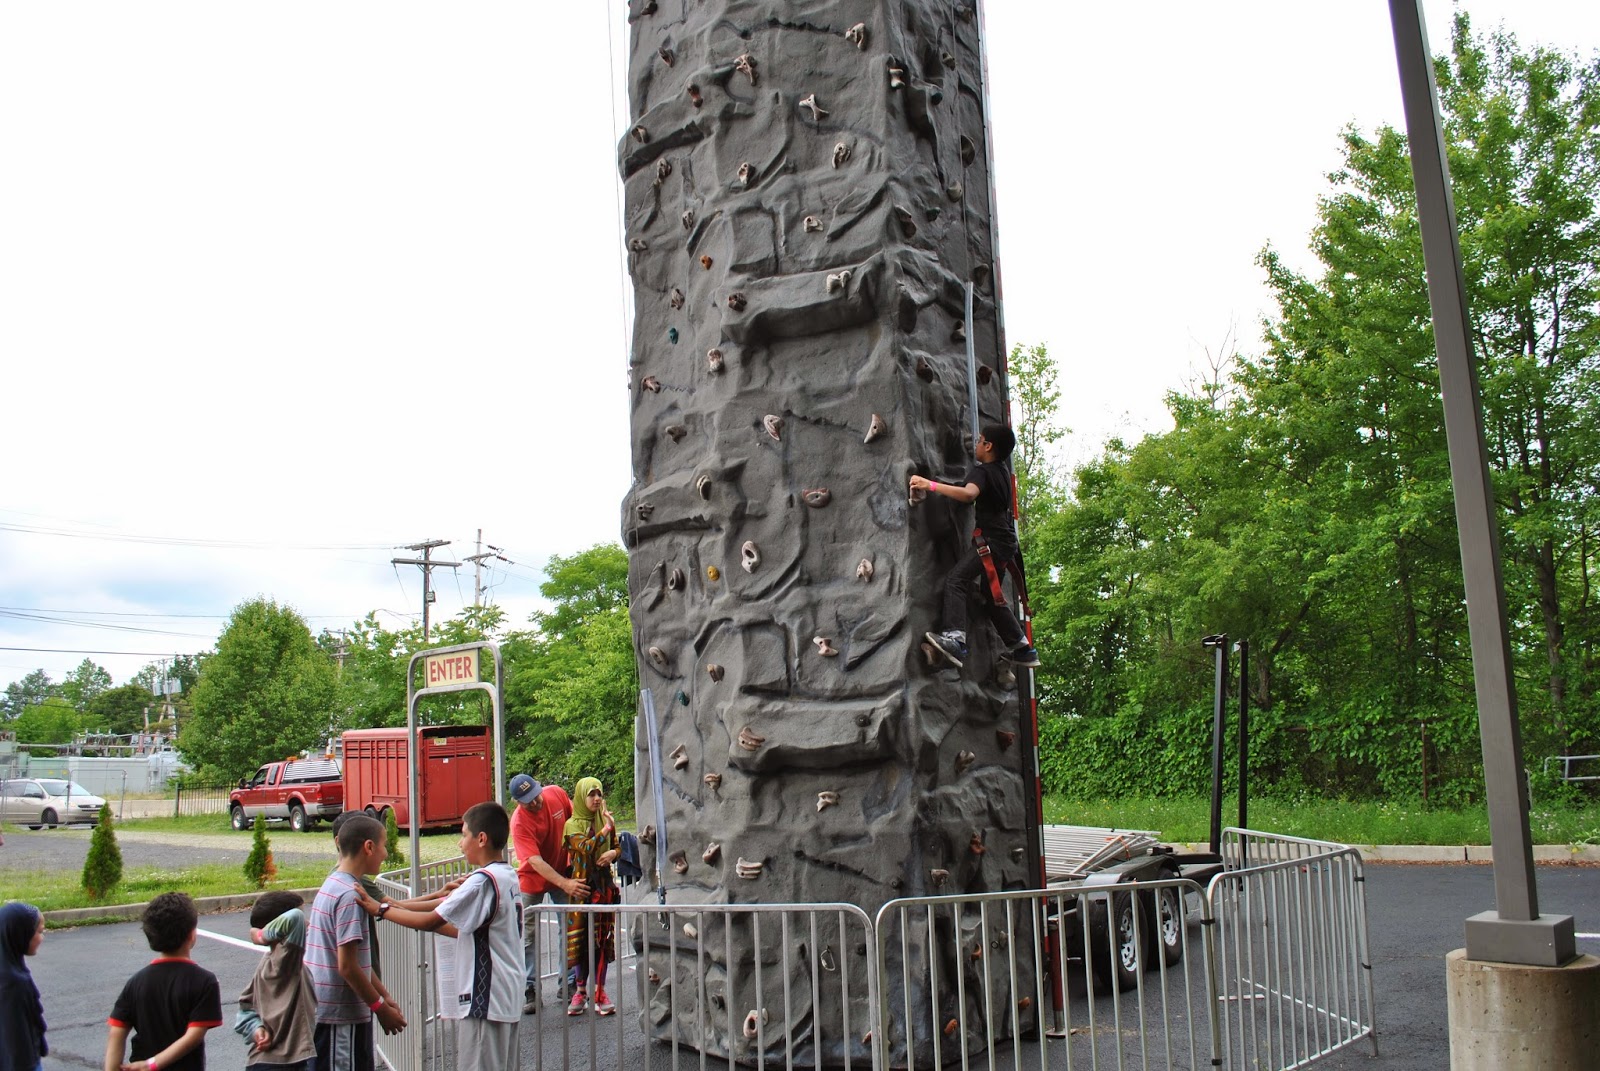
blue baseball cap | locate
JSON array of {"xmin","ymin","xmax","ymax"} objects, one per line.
[{"xmin": 509, "ymin": 774, "xmax": 542, "ymax": 804}]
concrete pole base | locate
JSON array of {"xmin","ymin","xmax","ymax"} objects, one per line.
[{"xmin": 1445, "ymin": 949, "xmax": 1600, "ymax": 1069}]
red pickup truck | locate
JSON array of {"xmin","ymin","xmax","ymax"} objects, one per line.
[{"xmin": 229, "ymin": 758, "xmax": 344, "ymax": 833}]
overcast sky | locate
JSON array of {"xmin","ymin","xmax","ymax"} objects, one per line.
[{"xmin": 2, "ymin": 2, "xmax": 1597, "ymax": 693}]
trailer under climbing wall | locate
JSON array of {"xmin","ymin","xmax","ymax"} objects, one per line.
[{"xmin": 619, "ymin": 0, "xmax": 1038, "ymax": 1064}]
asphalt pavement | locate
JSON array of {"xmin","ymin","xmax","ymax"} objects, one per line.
[{"xmin": 19, "ymin": 861, "xmax": 1599, "ymax": 1071}]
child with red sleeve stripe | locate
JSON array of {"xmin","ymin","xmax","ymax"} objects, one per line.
[{"xmin": 105, "ymin": 892, "xmax": 222, "ymax": 1071}]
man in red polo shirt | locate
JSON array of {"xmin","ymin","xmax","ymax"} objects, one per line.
[{"xmin": 509, "ymin": 773, "xmax": 587, "ymax": 1015}]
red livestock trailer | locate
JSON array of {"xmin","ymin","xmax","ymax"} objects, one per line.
[{"xmin": 340, "ymin": 725, "xmax": 493, "ymax": 831}]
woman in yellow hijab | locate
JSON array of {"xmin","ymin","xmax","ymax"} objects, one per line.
[{"xmin": 563, "ymin": 777, "xmax": 620, "ymax": 1016}]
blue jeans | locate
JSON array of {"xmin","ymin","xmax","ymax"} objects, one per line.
[{"xmin": 520, "ymin": 888, "xmax": 567, "ymax": 992}]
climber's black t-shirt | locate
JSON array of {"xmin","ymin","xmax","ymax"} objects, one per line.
[{"xmin": 964, "ymin": 461, "xmax": 1016, "ymax": 554}]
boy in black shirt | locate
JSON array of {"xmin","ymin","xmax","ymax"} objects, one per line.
[
  {"xmin": 910, "ymin": 423, "xmax": 1042, "ymax": 670},
  {"xmin": 106, "ymin": 892, "xmax": 223, "ymax": 1071}
]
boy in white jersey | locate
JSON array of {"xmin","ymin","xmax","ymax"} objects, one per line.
[{"xmin": 358, "ymin": 801, "xmax": 523, "ymax": 1071}]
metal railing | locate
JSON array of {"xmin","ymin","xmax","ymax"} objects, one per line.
[
  {"xmin": 173, "ymin": 780, "xmax": 235, "ymax": 816},
  {"xmin": 1544, "ymin": 754, "xmax": 1600, "ymax": 784},
  {"xmin": 370, "ymin": 832, "xmax": 1373, "ymax": 1071},
  {"xmin": 1208, "ymin": 831, "xmax": 1377, "ymax": 1069}
]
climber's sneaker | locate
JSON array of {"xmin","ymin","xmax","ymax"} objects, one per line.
[
  {"xmin": 925, "ymin": 630, "xmax": 968, "ymax": 668},
  {"xmin": 1007, "ymin": 643, "xmax": 1042, "ymax": 669},
  {"xmin": 594, "ymin": 987, "xmax": 616, "ymax": 1016}
]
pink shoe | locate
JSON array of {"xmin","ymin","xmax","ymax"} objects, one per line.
[
  {"xmin": 567, "ymin": 989, "xmax": 587, "ymax": 1016},
  {"xmin": 594, "ymin": 987, "xmax": 615, "ymax": 1016}
]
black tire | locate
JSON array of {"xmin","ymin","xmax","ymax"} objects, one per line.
[
  {"xmin": 289, "ymin": 802, "xmax": 309, "ymax": 832},
  {"xmin": 1089, "ymin": 890, "xmax": 1142, "ymax": 993},
  {"xmin": 363, "ymin": 806, "xmax": 379, "ymax": 820},
  {"xmin": 231, "ymin": 805, "xmax": 250, "ymax": 831},
  {"xmin": 41, "ymin": 808, "xmax": 58, "ymax": 830},
  {"xmin": 1142, "ymin": 886, "xmax": 1185, "ymax": 968},
  {"xmin": 26, "ymin": 823, "xmax": 42, "ymax": 831}
]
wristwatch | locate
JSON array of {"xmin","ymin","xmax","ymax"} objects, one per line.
[{"xmin": 378, "ymin": 901, "xmax": 392, "ymax": 919}]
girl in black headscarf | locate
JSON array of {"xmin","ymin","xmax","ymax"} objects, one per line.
[{"xmin": 0, "ymin": 901, "xmax": 48, "ymax": 1071}]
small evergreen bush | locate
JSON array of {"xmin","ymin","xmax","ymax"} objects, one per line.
[
  {"xmin": 81, "ymin": 803, "xmax": 123, "ymax": 900},
  {"xmin": 244, "ymin": 814, "xmax": 276, "ymax": 888},
  {"xmin": 384, "ymin": 807, "xmax": 406, "ymax": 869}
]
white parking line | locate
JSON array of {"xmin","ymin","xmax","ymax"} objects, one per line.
[
  {"xmin": 197, "ymin": 927, "xmax": 264, "ymax": 953},
  {"xmin": 1578, "ymin": 932, "xmax": 1599, "ymax": 940}
]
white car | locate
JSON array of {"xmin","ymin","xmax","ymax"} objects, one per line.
[{"xmin": 0, "ymin": 778, "xmax": 107, "ymax": 828}]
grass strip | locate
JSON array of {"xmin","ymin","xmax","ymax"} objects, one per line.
[{"xmin": 1044, "ymin": 795, "xmax": 1600, "ymax": 846}]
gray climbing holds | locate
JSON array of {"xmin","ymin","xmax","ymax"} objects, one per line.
[
  {"xmin": 629, "ymin": 238, "xmax": 649, "ymax": 252},
  {"xmin": 977, "ymin": 364, "xmax": 994, "ymax": 385},
  {"xmin": 832, "ymin": 142, "xmax": 850, "ymax": 168},
  {"xmin": 736, "ymin": 858, "xmax": 764, "ymax": 880},
  {"xmin": 813, "ymin": 636, "xmax": 840, "ymax": 657},
  {"xmin": 734, "ymin": 54, "xmax": 758, "ymax": 86},
  {"xmin": 703, "ymin": 841, "xmax": 721, "ymax": 863},
  {"xmin": 631, "ymin": 125, "xmax": 649, "ymax": 143},
  {"xmin": 894, "ymin": 205, "xmax": 917, "ymax": 238},
  {"xmin": 798, "ymin": 94, "xmax": 828, "ymax": 121},
  {"xmin": 687, "ymin": 83, "xmax": 703, "ymax": 108},
  {"xmin": 703, "ymin": 772, "xmax": 722, "ymax": 791},
  {"xmin": 737, "ymin": 726, "xmax": 765, "ymax": 751},
  {"xmin": 681, "ymin": 209, "xmax": 695, "ymax": 229},
  {"xmin": 669, "ymin": 742, "xmax": 688, "ymax": 768},
  {"xmin": 955, "ymin": 750, "xmax": 976, "ymax": 774},
  {"xmin": 762, "ymin": 414, "xmax": 783, "ymax": 440},
  {"xmin": 669, "ymin": 287, "xmax": 685, "ymax": 309},
  {"xmin": 696, "ymin": 474, "xmax": 712, "ymax": 499},
  {"xmin": 802, "ymin": 487, "xmax": 832, "ymax": 508},
  {"xmin": 657, "ymin": 45, "xmax": 674, "ymax": 67},
  {"xmin": 845, "ymin": 22, "xmax": 867, "ymax": 49},
  {"xmin": 931, "ymin": 868, "xmax": 950, "ymax": 887},
  {"xmin": 667, "ymin": 567, "xmax": 685, "ymax": 590},
  {"xmin": 670, "ymin": 850, "xmax": 688, "ymax": 874},
  {"xmin": 649, "ymin": 645, "xmax": 670, "ymax": 669},
  {"xmin": 856, "ymin": 558, "xmax": 874, "ymax": 581},
  {"xmin": 706, "ymin": 663, "xmax": 724, "ymax": 682},
  {"xmin": 655, "ymin": 159, "xmax": 672, "ymax": 184},
  {"xmin": 641, "ymin": 376, "xmax": 662, "ymax": 393},
  {"xmin": 804, "ymin": 215, "xmax": 823, "ymax": 232},
  {"xmin": 826, "ymin": 270, "xmax": 851, "ymax": 293},
  {"xmin": 960, "ymin": 135, "xmax": 976, "ymax": 166},
  {"xmin": 996, "ymin": 729, "xmax": 1016, "ymax": 750},
  {"xmin": 727, "ymin": 292, "xmax": 747, "ymax": 311},
  {"xmin": 707, "ymin": 347, "xmax": 724, "ymax": 373},
  {"xmin": 737, "ymin": 162, "xmax": 755, "ymax": 188},
  {"xmin": 816, "ymin": 791, "xmax": 839, "ymax": 812},
  {"xmin": 740, "ymin": 540, "xmax": 761, "ymax": 572},
  {"xmin": 637, "ymin": 502, "xmax": 655, "ymax": 520},
  {"xmin": 888, "ymin": 62, "xmax": 906, "ymax": 90},
  {"xmin": 865, "ymin": 413, "xmax": 887, "ymax": 443},
  {"xmin": 665, "ymin": 424, "xmax": 687, "ymax": 442}
]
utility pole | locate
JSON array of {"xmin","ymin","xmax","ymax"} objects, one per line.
[
  {"xmin": 391, "ymin": 539, "xmax": 461, "ymax": 644},
  {"xmin": 462, "ymin": 529, "xmax": 515, "ymax": 608},
  {"xmin": 329, "ymin": 629, "xmax": 350, "ymax": 675}
]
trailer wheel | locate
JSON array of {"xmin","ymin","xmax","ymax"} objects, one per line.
[
  {"xmin": 1142, "ymin": 885, "xmax": 1185, "ymax": 968},
  {"xmin": 363, "ymin": 806, "xmax": 379, "ymax": 820},
  {"xmin": 289, "ymin": 802, "xmax": 309, "ymax": 832},
  {"xmin": 231, "ymin": 805, "xmax": 249, "ymax": 831},
  {"xmin": 1090, "ymin": 890, "xmax": 1142, "ymax": 993}
]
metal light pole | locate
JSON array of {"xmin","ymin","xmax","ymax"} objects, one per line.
[{"xmin": 1387, "ymin": 0, "xmax": 1574, "ymax": 966}]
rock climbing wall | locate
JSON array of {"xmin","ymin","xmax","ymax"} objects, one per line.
[{"xmin": 619, "ymin": 0, "xmax": 1038, "ymax": 1064}]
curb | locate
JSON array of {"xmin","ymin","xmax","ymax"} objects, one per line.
[
  {"xmin": 43, "ymin": 887, "xmax": 323, "ymax": 928},
  {"xmin": 1173, "ymin": 843, "xmax": 1600, "ymax": 865}
]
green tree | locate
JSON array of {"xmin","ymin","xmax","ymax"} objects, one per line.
[
  {"xmin": 86, "ymin": 684, "xmax": 158, "ymax": 736},
  {"xmin": 13, "ymin": 696, "xmax": 90, "ymax": 745},
  {"xmin": 59, "ymin": 659, "xmax": 113, "ymax": 711},
  {"xmin": 1008, "ymin": 341, "xmax": 1069, "ymax": 532},
  {"xmin": 504, "ymin": 545, "xmax": 637, "ymax": 800},
  {"xmin": 81, "ymin": 803, "xmax": 123, "ymax": 899},
  {"xmin": 181, "ymin": 599, "xmax": 338, "ymax": 779},
  {"xmin": 1033, "ymin": 16, "xmax": 1600, "ymax": 801},
  {"xmin": 2, "ymin": 670, "xmax": 56, "ymax": 720}
]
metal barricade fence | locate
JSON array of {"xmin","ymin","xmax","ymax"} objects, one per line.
[
  {"xmin": 524, "ymin": 900, "xmax": 876, "ymax": 1071},
  {"xmin": 372, "ymin": 836, "xmax": 1373, "ymax": 1071},
  {"xmin": 1208, "ymin": 831, "xmax": 1378, "ymax": 1070},
  {"xmin": 874, "ymin": 879, "xmax": 1213, "ymax": 1071}
]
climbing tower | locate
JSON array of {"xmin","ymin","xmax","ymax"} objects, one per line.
[{"xmin": 620, "ymin": 0, "xmax": 1037, "ymax": 1063}]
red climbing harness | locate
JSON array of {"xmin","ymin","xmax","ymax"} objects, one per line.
[{"xmin": 973, "ymin": 527, "xmax": 1029, "ymax": 611}]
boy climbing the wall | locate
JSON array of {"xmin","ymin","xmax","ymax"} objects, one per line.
[{"xmin": 911, "ymin": 423, "xmax": 1041, "ymax": 671}]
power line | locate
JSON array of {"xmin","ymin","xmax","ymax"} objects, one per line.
[
  {"xmin": 0, "ymin": 646, "xmax": 196, "ymax": 656},
  {"xmin": 0, "ymin": 520, "xmax": 394, "ymax": 551},
  {"xmin": 391, "ymin": 540, "xmax": 461, "ymax": 643},
  {"xmin": 0, "ymin": 606, "xmax": 353, "ymax": 620},
  {"xmin": 0, "ymin": 610, "xmax": 212, "ymax": 639}
]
